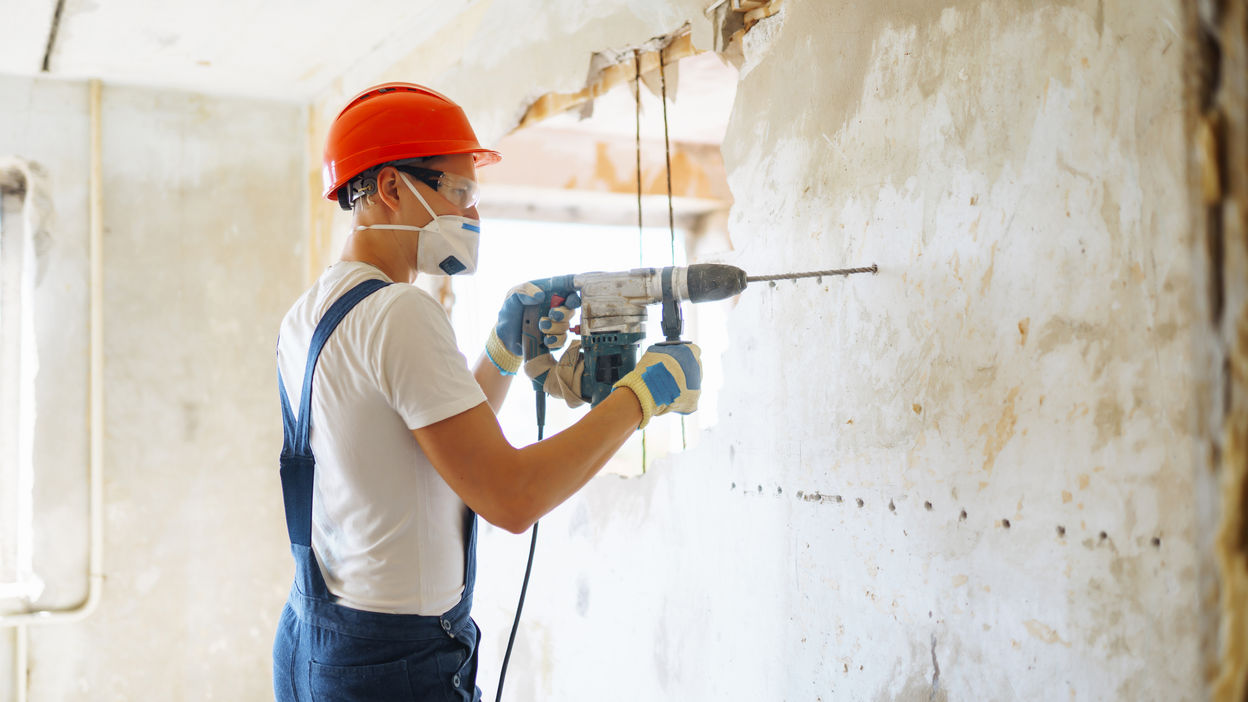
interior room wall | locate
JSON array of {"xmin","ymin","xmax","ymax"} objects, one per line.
[
  {"xmin": 0, "ymin": 76, "xmax": 306, "ymax": 700},
  {"xmin": 0, "ymin": 0, "xmax": 1231, "ymax": 698},
  {"xmin": 304, "ymin": 0, "xmax": 1219, "ymax": 700}
]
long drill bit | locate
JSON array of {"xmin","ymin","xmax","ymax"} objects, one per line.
[{"xmin": 746, "ymin": 264, "xmax": 878, "ymax": 283}]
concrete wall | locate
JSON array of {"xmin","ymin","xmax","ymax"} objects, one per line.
[
  {"xmin": 0, "ymin": 76, "xmax": 305, "ymax": 700},
  {"xmin": 308, "ymin": 0, "xmax": 1215, "ymax": 700},
  {"xmin": 706, "ymin": 2, "xmax": 1199, "ymax": 698}
]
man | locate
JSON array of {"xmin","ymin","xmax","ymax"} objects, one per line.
[{"xmin": 272, "ymin": 82, "xmax": 702, "ymax": 701}]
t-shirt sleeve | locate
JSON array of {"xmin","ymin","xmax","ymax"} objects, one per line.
[{"xmin": 368, "ymin": 287, "xmax": 487, "ymax": 430}]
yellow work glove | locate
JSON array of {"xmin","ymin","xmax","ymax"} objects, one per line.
[
  {"xmin": 612, "ymin": 342, "xmax": 702, "ymax": 429},
  {"xmin": 523, "ymin": 340, "xmax": 587, "ymax": 408}
]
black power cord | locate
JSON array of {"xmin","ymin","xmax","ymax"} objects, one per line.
[
  {"xmin": 495, "ymin": 391, "xmax": 545, "ymax": 702},
  {"xmin": 495, "ymin": 521, "xmax": 538, "ymax": 701}
]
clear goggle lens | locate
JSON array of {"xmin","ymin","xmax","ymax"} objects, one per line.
[{"xmin": 397, "ymin": 166, "xmax": 480, "ymax": 209}]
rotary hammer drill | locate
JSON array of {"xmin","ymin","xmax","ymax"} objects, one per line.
[{"xmin": 520, "ymin": 263, "xmax": 748, "ymax": 406}]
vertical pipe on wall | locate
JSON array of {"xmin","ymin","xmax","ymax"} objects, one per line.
[
  {"xmin": 0, "ymin": 77, "xmax": 105, "ymax": 628},
  {"xmin": 14, "ymin": 626, "xmax": 25, "ymax": 702},
  {"xmin": 86, "ymin": 76, "xmax": 104, "ymax": 625}
]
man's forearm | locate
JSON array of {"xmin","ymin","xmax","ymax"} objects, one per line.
[
  {"xmin": 502, "ymin": 388, "xmax": 642, "ymax": 530},
  {"xmin": 473, "ymin": 352, "xmax": 512, "ymax": 412},
  {"xmin": 413, "ymin": 388, "xmax": 642, "ymax": 534}
]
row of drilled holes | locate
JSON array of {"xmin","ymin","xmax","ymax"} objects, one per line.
[{"xmin": 785, "ymin": 488, "xmax": 1162, "ymax": 547}]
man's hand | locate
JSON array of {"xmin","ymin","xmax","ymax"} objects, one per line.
[
  {"xmin": 611, "ymin": 342, "xmax": 702, "ymax": 428},
  {"xmin": 524, "ymin": 340, "xmax": 587, "ymax": 408},
  {"xmin": 485, "ymin": 281, "xmax": 580, "ymax": 375}
]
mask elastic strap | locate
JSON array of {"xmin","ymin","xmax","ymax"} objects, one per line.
[
  {"xmin": 355, "ymin": 224, "xmax": 423, "ymax": 232},
  {"xmin": 398, "ymin": 172, "xmax": 439, "ymax": 219},
  {"xmin": 353, "ymin": 173, "xmax": 441, "ymax": 233}
]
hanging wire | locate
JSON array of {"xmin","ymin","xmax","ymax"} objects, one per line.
[
  {"xmin": 658, "ymin": 46, "xmax": 687, "ymax": 451},
  {"xmin": 634, "ymin": 49, "xmax": 644, "ymax": 268},
  {"xmin": 658, "ymin": 47, "xmax": 677, "ymax": 266},
  {"xmin": 633, "ymin": 48, "xmax": 647, "ymax": 473}
]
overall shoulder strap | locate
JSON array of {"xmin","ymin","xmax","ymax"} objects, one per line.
[
  {"xmin": 278, "ymin": 278, "xmax": 391, "ymax": 456},
  {"xmin": 276, "ymin": 278, "xmax": 390, "ymax": 549}
]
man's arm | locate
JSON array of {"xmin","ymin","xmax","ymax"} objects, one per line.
[
  {"xmin": 473, "ymin": 352, "xmax": 512, "ymax": 412},
  {"xmin": 413, "ymin": 388, "xmax": 642, "ymax": 534}
]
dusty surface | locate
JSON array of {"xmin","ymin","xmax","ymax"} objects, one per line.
[{"xmin": 347, "ymin": 0, "xmax": 1208, "ymax": 699}]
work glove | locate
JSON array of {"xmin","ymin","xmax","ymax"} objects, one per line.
[
  {"xmin": 485, "ymin": 281, "xmax": 581, "ymax": 375},
  {"xmin": 523, "ymin": 340, "xmax": 587, "ymax": 408},
  {"xmin": 612, "ymin": 342, "xmax": 702, "ymax": 429}
]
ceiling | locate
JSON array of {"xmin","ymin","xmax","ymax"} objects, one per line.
[
  {"xmin": 0, "ymin": 0, "xmax": 465, "ymax": 101},
  {"xmin": 1, "ymin": 1, "xmax": 741, "ymax": 138}
]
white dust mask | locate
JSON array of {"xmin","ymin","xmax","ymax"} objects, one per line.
[{"xmin": 354, "ymin": 172, "xmax": 480, "ymax": 276}]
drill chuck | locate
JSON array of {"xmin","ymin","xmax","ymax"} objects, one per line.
[{"xmin": 685, "ymin": 264, "xmax": 748, "ymax": 302}]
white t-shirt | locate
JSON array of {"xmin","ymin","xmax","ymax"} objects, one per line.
[{"xmin": 276, "ymin": 261, "xmax": 487, "ymax": 615}]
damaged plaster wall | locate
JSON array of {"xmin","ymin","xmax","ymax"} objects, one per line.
[
  {"xmin": 303, "ymin": 0, "xmax": 1218, "ymax": 700},
  {"xmin": 710, "ymin": 1, "xmax": 1200, "ymax": 698},
  {"xmin": 1190, "ymin": 0, "xmax": 1248, "ymax": 698},
  {"xmin": 0, "ymin": 77, "xmax": 305, "ymax": 700}
]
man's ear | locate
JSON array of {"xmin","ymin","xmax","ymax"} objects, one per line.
[{"xmin": 375, "ymin": 166, "xmax": 403, "ymax": 212}]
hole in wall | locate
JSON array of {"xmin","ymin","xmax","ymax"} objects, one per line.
[
  {"xmin": 1001, "ymin": 519, "xmax": 1011, "ymax": 529},
  {"xmin": 462, "ymin": 44, "xmax": 740, "ymax": 477},
  {"xmin": 1057, "ymin": 525, "xmax": 1066, "ymax": 537}
]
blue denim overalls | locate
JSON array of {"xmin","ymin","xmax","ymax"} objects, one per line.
[{"xmin": 272, "ymin": 279, "xmax": 482, "ymax": 702}]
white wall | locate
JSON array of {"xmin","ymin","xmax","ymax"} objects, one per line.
[
  {"xmin": 311, "ymin": 0, "xmax": 1212, "ymax": 700},
  {"xmin": 0, "ymin": 76, "xmax": 306, "ymax": 700}
]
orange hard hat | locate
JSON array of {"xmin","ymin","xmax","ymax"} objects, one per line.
[{"xmin": 322, "ymin": 82, "xmax": 501, "ymax": 207}]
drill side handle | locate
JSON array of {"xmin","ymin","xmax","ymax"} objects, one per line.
[{"xmin": 660, "ymin": 266, "xmax": 684, "ymax": 342}]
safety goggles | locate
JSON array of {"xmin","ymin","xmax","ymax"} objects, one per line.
[{"xmin": 394, "ymin": 165, "xmax": 481, "ymax": 209}]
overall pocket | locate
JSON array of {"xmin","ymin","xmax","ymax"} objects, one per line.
[{"xmin": 309, "ymin": 657, "xmax": 414, "ymax": 702}]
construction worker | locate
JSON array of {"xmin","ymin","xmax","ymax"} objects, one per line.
[{"xmin": 271, "ymin": 82, "xmax": 702, "ymax": 701}]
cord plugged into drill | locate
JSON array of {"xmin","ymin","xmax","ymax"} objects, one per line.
[{"xmin": 519, "ymin": 262, "xmax": 877, "ymax": 407}]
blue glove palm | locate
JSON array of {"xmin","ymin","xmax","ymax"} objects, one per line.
[{"xmin": 486, "ymin": 281, "xmax": 580, "ymax": 375}]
